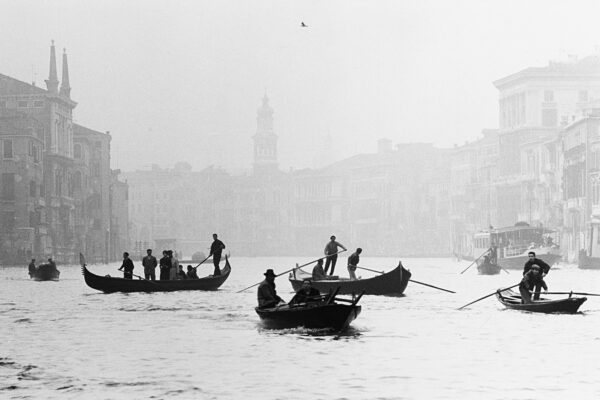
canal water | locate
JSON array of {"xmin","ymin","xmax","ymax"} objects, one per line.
[{"xmin": 1, "ymin": 256, "xmax": 599, "ymax": 399}]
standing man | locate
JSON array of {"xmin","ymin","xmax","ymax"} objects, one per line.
[
  {"xmin": 142, "ymin": 249, "xmax": 158, "ymax": 281},
  {"xmin": 118, "ymin": 252, "xmax": 134, "ymax": 280},
  {"xmin": 28, "ymin": 258, "xmax": 36, "ymax": 277},
  {"xmin": 347, "ymin": 248, "xmax": 362, "ymax": 280},
  {"xmin": 210, "ymin": 233, "xmax": 226, "ymax": 276},
  {"xmin": 169, "ymin": 250, "xmax": 178, "ymax": 280},
  {"xmin": 324, "ymin": 235, "xmax": 347, "ymax": 276},
  {"xmin": 523, "ymin": 251, "xmax": 551, "ymax": 300}
]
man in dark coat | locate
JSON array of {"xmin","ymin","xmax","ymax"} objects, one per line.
[
  {"xmin": 118, "ymin": 252, "xmax": 134, "ymax": 279},
  {"xmin": 257, "ymin": 269, "xmax": 284, "ymax": 309},
  {"xmin": 142, "ymin": 249, "xmax": 158, "ymax": 280},
  {"xmin": 289, "ymin": 280, "xmax": 321, "ymax": 305},
  {"xmin": 519, "ymin": 264, "xmax": 548, "ymax": 304},
  {"xmin": 523, "ymin": 251, "xmax": 551, "ymax": 299},
  {"xmin": 210, "ymin": 233, "xmax": 226, "ymax": 276},
  {"xmin": 159, "ymin": 250, "xmax": 171, "ymax": 280},
  {"xmin": 28, "ymin": 258, "xmax": 36, "ymax": 277},
  {"xmin": 324, "ymin": 235, "xmax": 347, "ymax": 276}
]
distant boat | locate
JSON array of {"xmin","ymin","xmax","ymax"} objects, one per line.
[
  {"xmin": 82, "ymin": 257, "xmax": 231, "ymax": 293},
  {"xmin": 30, "ymin": 263, "xmax": 60, "ymax": 281},
  {"xmin": 495, "ymin": 289, "xmax": 586, "ymax": 313},
  {"xmin": 289, "ymin": 263, "xmax": 411, "ymax": 296},
  {"xmin": 477, "ymin": 260, "xmax": 501, "ymax": 275},
  {"xmin": 255, "ymin": 290, "xmax": 363, "ymax": 331}
]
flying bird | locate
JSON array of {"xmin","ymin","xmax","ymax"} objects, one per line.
[{"xmin": 301, "ymin": 22, "xmax": 308, "ymax": 27}]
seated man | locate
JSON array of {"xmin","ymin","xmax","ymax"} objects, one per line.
[
  {"xmin": 257, "ymin": 269, "xmax": 285, "ymax": 309},
  {"xmin": 176, "ymin": 265, "xmax": 188, "ymax": 280},
  {"xmin": 186, "ymin": 265, "xmax": 199, "ymax": 279},
  {"xmin": 312, "ymin": 259, "xmax": 326, "ymax": 281},
  {"xmin": 289, "ymin": 280, "xmax": 321, "ymax": 305},
  {"xmin": 519, "ymin": 264, "xmax": 548, "ymax": 304}
]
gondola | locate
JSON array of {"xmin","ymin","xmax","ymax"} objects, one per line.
[
  {"xmin": 477, "ymin": 261, "xmax": 501, "ymax": 275},
  {"xmin": 495, "ymin": 289, "xmax": 587, "ymax": 313},
  {"xmin": 289, "ymin": 263, "xmax": 411, "ymax": 296},
  {"xmin": 81, "ymin": 256, "xmax": 231, "ymax": 293},
  {"xmin": 255, "ymin": 288, "xmax": 363, "ymax": 331},
  {"xmin": 30, "ymin": 263, "xmax": 60, "ymax": 281}
]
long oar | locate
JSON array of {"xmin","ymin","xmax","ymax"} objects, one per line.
[
  {"xmin": 355, "ymin": 266, "xmax": 456, "ymax": 294},
  {"xmin": 460, "ymin": 249, "xmax": 491, "ymax": 274},
  {"xmin": 457, "ymin": 283, "xmax": 520, "ymax": 310},
  {"xmin": 193, "ymin": 254, "xmax": 211, "ymax": 269},
  {"xmin": 236, "ymin": 249, "xmax": 347, "ymax": 293}
]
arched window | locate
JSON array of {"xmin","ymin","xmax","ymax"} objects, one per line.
[{"xmin": 73, "ymin": 171, "xmax": 82, "ymax": 190}]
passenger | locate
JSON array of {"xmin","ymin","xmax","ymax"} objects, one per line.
[
  {"xmin": 312, "ymin": 259, "xmax": 326, "ymax": 281},
  {"xmin": 28, "ymin": 258, "xmax": 36, "ymax": 277},
  {"xmin": 519, "ymin": 264, "xmax": 547, "ymax": 304},
  {"xmin": 169, "ymin": 250, "xmax": 178, "ymax": 280},
  {"xmin": 186, "ymin": 265, "xmax": 199, "ymax": 279},
  {"xmin": 257, "ymin": 269, "xmax": 285, "ymax": 309},
  {"xmin": 118, "ymin": 252, "xmax": 134, "ymax": 280},
  {"xmin": 289, "ymin": 280, "xmax": 321, "ymax": 305},
  {"xmin": 47, "ymin": 257, "xmax": 57, "ymax": 270},
  {"xmin": 142, "ymin": 248, "xmax": 157, "ymax": 281},
  {"xmin": 159, "ymin": 250, "xmax": 171, "ymax": 280},
  {"xmin": 324, "ymin": 235, "xmax": 347, "ymax": 276},
  {"xmin": 523, "ymin": 251, "xmax": 551, "ymax": 300},
  {"xmin": 347, "ymin": 248, "xmax": 362, "ymax": 280},
  {"xmin": 210, "ymin": 233, "xmax": 226, "ymax": 276},
  {"xmin": 176, "ymin": 265, "xmax": 187, "ymax": 280}
]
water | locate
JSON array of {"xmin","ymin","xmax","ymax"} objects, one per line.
[{"xmin": 1, "ymin": 257, "xmax": 600, "ymax": 399}]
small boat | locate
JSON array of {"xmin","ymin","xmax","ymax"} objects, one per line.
[
  {"xmin": 82, "ymin": 257, "xmax": 231, "ymax": 293},
  {"xmin": 495, "ymin": 289, "xmax": 586, "ymax": 313},
  {"xmin": 30, "ymin": 263, "xmax": 60, "ymax": 281},
  {"xmin": 255, "ymin": 289, "xmax": 363, "ymax": 331},
  {"xmin": 477, "ymin": 260, "xmax": 501, "ymax": 275},
  {"xmin": 289, "ymin": 263, "xmax": 411, "ymax": 296}
]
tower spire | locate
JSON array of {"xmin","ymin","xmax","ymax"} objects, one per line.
[
  {"xmin": 60, "ymin": 48, "xmax": 71, "ymax": 98},
  {"xmin": 45, "ymin": 40, "xmax": 59, "ymax": 94}
]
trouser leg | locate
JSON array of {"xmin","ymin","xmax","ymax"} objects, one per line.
[
  {"xmin": 348, "ymin": 266, "xmax": 357, "ymax": 280},
  {"xmin": 324, "ymin": 256, "xmax": 332, "ymax": 275},
  {"xmin": 213, "ymin": 254, "xmax": 221, "ymax": 276},
  {"xmin": 519, "ymin": 285, "xmax": 532, "ymax": 304},
  {"xmin": 533, "ymin": 283, "xmax": 542, "ymax": 300},
  {"xmin": 329, "ymin": 255, "xmax": 338, "ymax": 276}
]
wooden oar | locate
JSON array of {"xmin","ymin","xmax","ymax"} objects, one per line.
[
  {"xmin": 355, "ymin": 265, "xmax": 455, "ymax": 294},
  {"xmin": 460, "ymin": 249, "xmax": 491, "ymax": 274},
  {"xmin": 457, "ymin": 283, "xmax": 520, "ymax": 310},
  {"xmin": 236, "ymin": 249, "xmax": 347, "ymax": 293},
  {"xmin": 193, "ymin": 254, "xmax": 211, "ymax": 269}
]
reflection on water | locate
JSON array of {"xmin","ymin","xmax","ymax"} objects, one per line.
[{"xmin": 2, "ymin": 257, "xmax": 600, "ymax": 399}]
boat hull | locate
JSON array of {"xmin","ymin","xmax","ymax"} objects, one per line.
[
  {"xmin": 256, "ymin": 303, "xmax": 361, "ymax": 331},
  {"xmin": 289, "ymin": 264, "xmax": 411, "ymax": 296},
  {"xmin": 82, "ymin": 259, "xmax": 231, "ymax": 293},
  {"xmin": 31, "ymin": 264, "xmax": 60, "ymax": 281},
  {"xmin": 495, "ymin": 289, "xmax": 586, "ymax": 313},
  {"xmin": 477, "ymin": 262, "xmax": 501, "ymax": 275}
]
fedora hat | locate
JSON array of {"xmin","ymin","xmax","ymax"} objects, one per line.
[{"xmin": 264, "ymin": 269, "xmax": 276, "ymax": 277}]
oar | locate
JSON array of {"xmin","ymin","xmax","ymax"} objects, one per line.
[
  {"xmin": 236, "ymin": 249, "xmax": 347, "ymax": 293},
  {"xmin": 460, "ymin": 249, "xmax": 491, "ymax": 274},
  {"xmin": 457, "ymin": 283, "xmax": 521, "ymax": 310},
  {"xmin": 193, "ymin": 254, "xmax": 211, "ymax": 269},
  {"xmin": 355, "ymin": 266, "xmax": 455, "ymax": 294}
]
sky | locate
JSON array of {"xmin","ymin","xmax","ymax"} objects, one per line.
[{"xmin": 2, "ymin": 0, "xmax": 600, "ymax": 172}]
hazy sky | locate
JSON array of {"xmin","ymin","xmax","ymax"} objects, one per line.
[{"xmin": 2, "ymin": 0, "xmax": 600, "ymax": 172}]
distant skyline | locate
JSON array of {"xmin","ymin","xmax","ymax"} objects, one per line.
[{"xmin": 2, "ymin": 0, "xmax": 600, "ymax": 172}]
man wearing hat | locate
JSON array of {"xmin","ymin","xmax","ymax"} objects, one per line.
[
  {"xmin": 519, "ymin": 264, "xmax": 548, "ymax": 304},
  {"xmin": 257, "ymin": 269, "xmax": 285, "ymax": 309}
]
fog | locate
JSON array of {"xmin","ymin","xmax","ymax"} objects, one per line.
[{"xmin": 2, "ymin": 0, "xmax": 599, "ymax": 172}]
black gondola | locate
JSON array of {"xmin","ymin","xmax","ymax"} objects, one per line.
[
  {"xmin": 30, "ymin": 263, "xmax": 60, "ymax": 281},
  {"xmin": 82, "ymin": 256, "xmax": 231, "ymax": 293}
]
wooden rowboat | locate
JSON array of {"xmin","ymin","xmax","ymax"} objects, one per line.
[
  {"xmin": 477, "ymin": 261, "xmax": 501, "ymax": 275},
  {"xmin": 289, "ymin": 263, "xmax": 411, "ymax": 296},
  {"xmin": 255, "ymin": 289, "xmax": 362, "ymax": 331},
  {"xmin": 82, "ymin": 257, "xmax": 231, "ymax": 293},
  {"xmin": 495, "ymin": 289, "xmax": 586, "ymax": 313},
  {"xmin": 30, "ymin": 263, "xmax": 60, "ymax": 281}
]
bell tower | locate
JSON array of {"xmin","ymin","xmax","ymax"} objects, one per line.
[{"xmin": 253, "ymin": 93, "xmax": 278, "ymax": 175}]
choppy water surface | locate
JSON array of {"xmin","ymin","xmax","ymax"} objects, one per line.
[{"xmin": 1, "ymin": 257, "xmax": 600, "ymax": 399}]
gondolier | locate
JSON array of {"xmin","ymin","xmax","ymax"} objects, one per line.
[
  {"xmin": 523, "ymin": 251, "xmax": 551, "ymax": 299},
  {"xmin": 210, "ymin": 233, "xmax": 226, "ymax": 276},
  {"xmin": 118, "ymin": 252, "xmax": 135, "ymax": 280},
  {"xmin": 324, "ymin": 235, "xmax": 347, "ymax": 276},
  {"xmin": 347, "ymin": 248, "xmax": 362, "ymax": 280},
  {"xmin": 519, "ymin": 264, "xmax": 547, "ymax": 304}
]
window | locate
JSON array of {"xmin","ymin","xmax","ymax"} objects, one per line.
[
  {"xmin": 0, "ymin": 100, "xmax": 6, "ymax": 108},
  {"xmin": 544, "ymin": 90, "xmax": 554, "ymax": 102},
  {"xmin": 1, "ymin": 211, "xmax": 15, "ymax": 232},
  {"xmin": 17, "ymin": 100, "xmax": 28, "ymax": 108},
  {"xmin": 1, "ymin": 173, "xmax": 15, "ymax": 200},
  {"xmin": 40, "ymin": 183, "xmax": 45, "ymax": 197},
  {"xmin": 73, "ymin": 171, "xmax": 82, "ymax": 190},
  {"xmin": 30, "ymin": 180, "xmax": 36, "ymax": 197},
  {"xmin": 74, "ymin": 144, "xmax": 82, "ymax": 159},
  {"xmin": 3, "ymin": 140, "xmax": 13, "ymax": 159},
  {"xmin": 33, "ymin": 100, "xmax": 44, "ymax": 108}
]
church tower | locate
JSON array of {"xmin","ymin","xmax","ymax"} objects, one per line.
[{"xmin": 253, "ymin": 94, "xmax": 278, "ymax": 175}]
